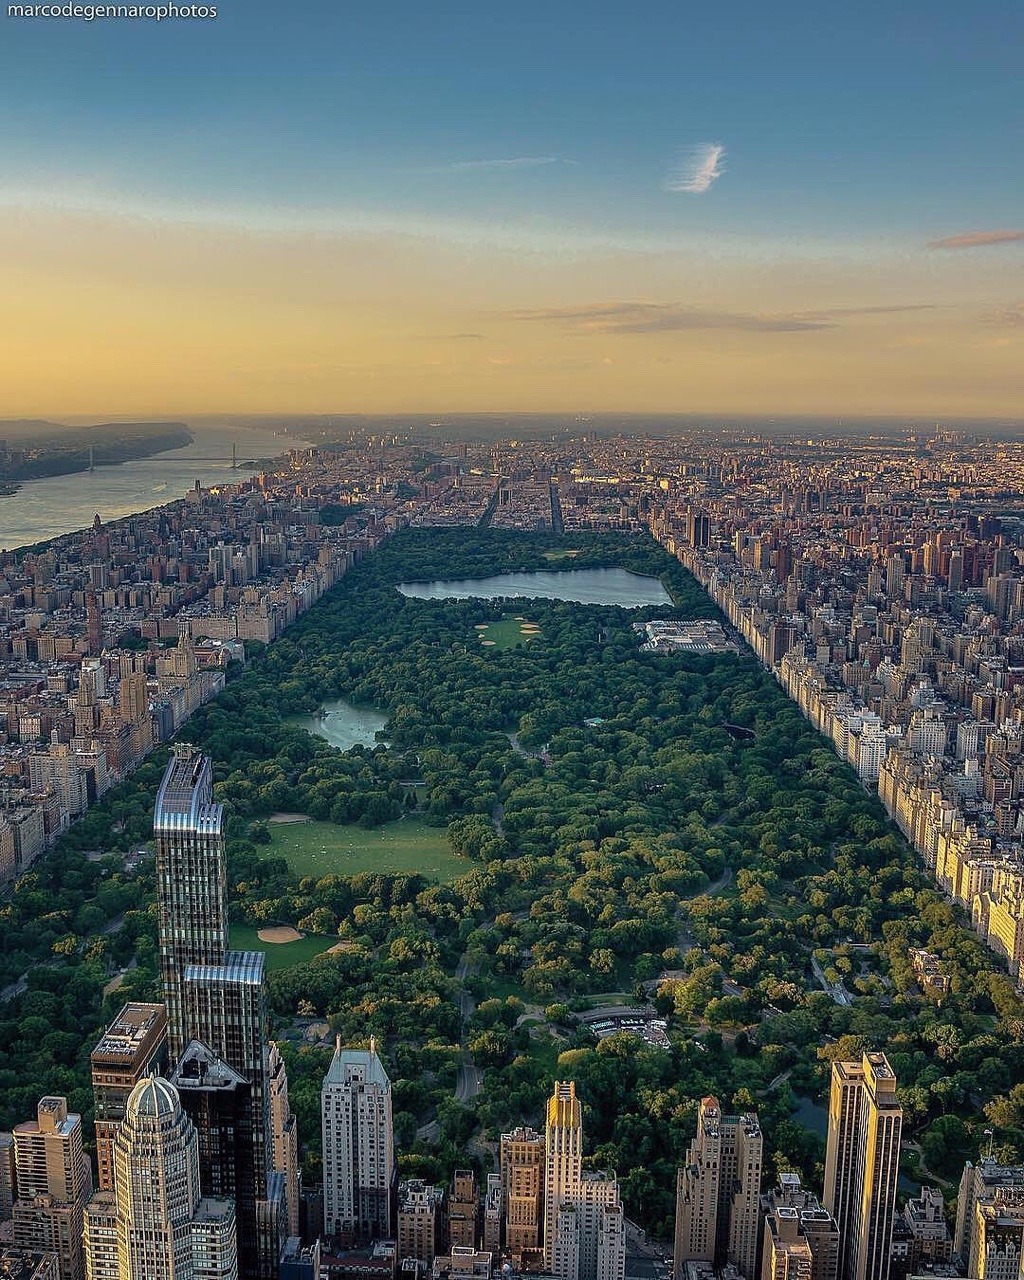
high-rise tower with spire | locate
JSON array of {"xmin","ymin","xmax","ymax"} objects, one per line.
[{"xmin": 321, "ymin": 1037, "xmax": 395, "ymax": 1246}]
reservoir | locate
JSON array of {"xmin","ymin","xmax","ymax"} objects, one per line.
[
  {"xmin": 290, "ymin": 698, "xmax": 388, "ymax": 752},
  {"xmin": 397, "ymin": 567, "xmax": 673, "ymax": 608},
  {"xmin": 1, "ymin": 422, "xmax": 312, "ymax": 552}
]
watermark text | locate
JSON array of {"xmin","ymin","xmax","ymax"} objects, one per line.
[{"xmin": 8, "ymin": 2, "xmax": 217, "ymax": 18}]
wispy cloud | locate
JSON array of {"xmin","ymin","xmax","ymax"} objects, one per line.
[
  {"xmin": 664, "ymin": 143, "xmax": 725, "ymax": 194},
  {"xmin": 415, "ymin": 332, "xmax": 485, "ymax": 341},
  {"xmin": 981, "ymin": 302, "xmax": 1024, "ymax": 327},
  {"xmin": 505, "ymin": 301, "xmax": 932, "ymax": 334},
  {"xmin": 426, "ymin": 156, "xmax": 578, "ymax": 173},
  {"xmin": 928, "ymin": 229, "xmax": 1024, "ymax": 250}
]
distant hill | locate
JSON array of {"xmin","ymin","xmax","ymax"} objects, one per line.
[{"xmin": 0, "ymin": 422, "xmax": 194, "ymax": 487}]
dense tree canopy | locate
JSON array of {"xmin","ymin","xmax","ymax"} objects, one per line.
[{"xmin": 2, "ymin": 528, "xmax": 1021, "ymax": 1233}]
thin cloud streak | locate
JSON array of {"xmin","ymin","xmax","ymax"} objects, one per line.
[
  {"xmin": 929, "ymin": 229, "xmax": 1024, "ymax": 250},
  {"xmin": 0, "ymin": 182, "xmax": 903, "ymax": 262},
  {"xmin": 981, "ymin": 303, "xmax": 1024, "ymax": 327},
  {"xmin": 664, "ymin": 143, "xmax": 725, "ymax": 194},
  {"xmin": 427, "ymin": 156, "xmax": 579, "ymax": 172},
  {"xmin": 506, "ymin": 301, "xmax": 934, "ymax": 334}
]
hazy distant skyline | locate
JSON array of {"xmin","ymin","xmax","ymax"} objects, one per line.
[{"xmin": 2, "ymin": 0, "xmax": 1021, "ymax": 417}]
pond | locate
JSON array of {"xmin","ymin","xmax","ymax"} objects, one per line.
[
  {"xmin": 396, "ymin": 567, "xmax": 672, "ymax": 608},
  {"xmin": 792, "ymin": 1095, "xmax": 828, "ymax": 1137},
  {"xmin": 289, "ymin": 698, "xmax": 387, "ymax": 752}
]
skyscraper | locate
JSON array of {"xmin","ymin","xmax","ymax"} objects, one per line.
[
  {"xmin": 171, "ymin": 1042, "xmax": 259, "ymax": 1280},
  {"xmin": 110, "ymin": 1076, "xmax": 238, "ymax": 1280},
  {"xmin": 321, "ymin": 1038, "xmax": 395, "ymax": 1245},
  {"xmin": 83, "ymin": 1192, "xmax": 119, "ymax": 1280},
  {"xmin": 760, "ymin": 1175, "xmax": 840, "ymax": 1280},
  {"xmin": 449, "ymin": 1171, "xmax": 478, "ymax": 1249},
  {"xmin": 1, "ymin": 1130, "xmax": 15, "ymax": 1220},
  {"xmin": 823, "ymin": 1054, "xmax": 902, "ymax": 1280},
  {"xmin": 673, "ymin": 1096, "xmax": 763, "ymax": 1280},
  {"xmin": 674, "ymin": 1098, "xmax": 721, "ymax": 1273},
  {"xmin": 544, "ymin": 1082, "xmax": 582, "ymax": 1271},
  {"xmin": 722, "ymin": 1111, "xmax": 763, "ymax": 1278},
  {"xmin": 267, "ymin": 1044, "xmax": 301, "ymax": 1241},
  {"xmin": 90, "ymin": 1003, "xmax": 167, "ymax": 1192},
  {"xmin": 955, "ymin": 1158, "xmax": 1024, "ymax": 1270},
  {"xmin": 543, "ymin": 1082, "xmax": 625, "ymax": 1280},
  {"xmin": 154, "ymin": 748, "xmax": 284, "ymax": 1280},
  {"xmin": 154, "ymin": 746, "xmax": 229, "ymax": 1062},
  {"xmin": 183, "ymin": 954, "xmax": 271, "ymax": 1187},
  {"xmin": 11, "ymin": 1097, "xmax": 92, "ymax": 1280},
  {"xmin": 500, "ymin": 1126, "xmax": 544, "ymax": 1261},
  {"xmin": 396, "ymin": 1180, "xmax": 444, "ymax": 1266}
]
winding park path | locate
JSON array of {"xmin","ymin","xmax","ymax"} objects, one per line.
[{"xmin": 414, "ymin": 942, "xmax": 485, "ymax": 1144}]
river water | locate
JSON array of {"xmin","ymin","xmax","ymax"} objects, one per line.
[
  {"xmin": 397, "ymin": 567, "xmax": 673, "ymax": 608},
  {"xmin": 0, "ymin": 422, "xmax": 312, "ymax": 552}
]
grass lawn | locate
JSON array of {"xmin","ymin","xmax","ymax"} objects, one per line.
[
  {"xmin": 266, "ymin": 816, "xmax": 472, "ymax": 882},
  {"xmin": 477, "ymin": 969, "xmax": 530, "ymax": 1002},
  {"xmin": 542, "ymin": 550, "xmax": 580, "ymax": 560},
  {"xmin": 527, "ymin": 1030, "xmax": 562, "ymax": 1074},
  {"xmin": 229, "ymin": 925, "xmax": 338, "ymax": 972},
  {"xmin": 476, "ymin": 616, "xmax": 542, "ymax": 651}
]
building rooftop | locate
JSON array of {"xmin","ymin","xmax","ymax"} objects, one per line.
[
  {"xmin": 90, "ymin": 1002, "xmax": 166, "ymax": 1065},
  {"xmin": 170, "ymin": 1041, "xmax": 248, "ymax": 1092},
  {"xmin": 193, "ymin": 1196, "xmax": 235, "ymax": 1225},
  {"xmin": 126, "ymin": 1076, "xmax": 180, "ymax": 1122},
  {"xmin": 0, "ymin": 1248, "xmax": 60, "ymax": 1280},
  {"xmin": 184, "ymin": 951, "xmax": 266, "ymax": 987},
  {"xmin": 323, "ymin": 1036, "xmax": 391, "ymax": 1090},
  {"xmin": 153, "ymin": 746, "xmax": 222, "ymax": 836}
]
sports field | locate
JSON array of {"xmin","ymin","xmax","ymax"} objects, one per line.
[
  {"xmin": 266, "ymin": 816, "xmax": 472, "ymax": 882},
  {"xmin": 229, "ymin": 925, "xmax": 337, "ymax": 971}
]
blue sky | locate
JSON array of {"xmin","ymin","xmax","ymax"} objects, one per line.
[
  {"xmin": 1, "ymin": 0, "xmax": 1022, "ymax": 415},
  {"xmin": 5, "ymin": 0, "xmax": 1021, "ymax": 240}
]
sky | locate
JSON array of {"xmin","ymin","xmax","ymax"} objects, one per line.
[{"xmin": 1, "ymin": 0, "xmax": 1022, "ymax": 419}]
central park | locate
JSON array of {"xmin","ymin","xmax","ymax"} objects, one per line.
[{"xmin": 3, "ymin": 527, "xmax": 1024, "ymax": 1236}]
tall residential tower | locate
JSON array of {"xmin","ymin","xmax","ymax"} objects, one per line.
[
  {"xmin": 823, "ymin": 1053, "xmax": 902, "ymax": 1280},
  {"xmin": 543, "ymin": 1082, "xmax": 625, "ymax": 1280},
  {"xmin": 153, "ymin": 748, "xmax": 284, "ymax": 1280},
  {"xmin": 154, "ymin": 747, "xmax": 229, "ymax": 1063},
  {"xmin": 321, "ymin": 1038, "xmax": 395, "ymax": 1245},
  {"xmin": 673, "ymin": 1096, "xmax": 763, "ymax": 1280}
]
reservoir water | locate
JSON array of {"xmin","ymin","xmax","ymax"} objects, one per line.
[
  {"xmin": 397, "ymin": 567, "xmax": 672, "ymax": 608},
  {"xmin": 1, "ymin": 422, "xmax": 312, "ymax": 552},
  {"xmin": 290, "ymin": 698, "xmax": 388, "ymax": 752}
]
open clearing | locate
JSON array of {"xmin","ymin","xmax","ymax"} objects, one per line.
[
  {"xmin": 476, "ymin": 616, "xmax": 542, "ymax": 651},
  {"xmin": 230, "ymin": 925, "xmax": 337, "ymax": 971},
  {"xmin": 258, "ymin": 926, "xmax": 304, "ymax": 943},
  {"xmin": 266, "ymin": 816, "xmax": 472, "ymax": 882}
]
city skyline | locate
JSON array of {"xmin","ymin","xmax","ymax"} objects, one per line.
[
  {"xmin": 1, "ymin": 0, "xmax": 1022, "ymax": 417},
  {"xmin": 6, "ymin": 428, "xmax": 1024, "ymax": 1276}
]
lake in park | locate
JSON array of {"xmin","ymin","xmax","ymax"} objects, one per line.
[
  {"xmin": 396, "ymin": 567, "xmax": 673, "ymax": 607},
  {"xmin": 290, "ymin": 698, "xmax": 388, "ymax": 752}
]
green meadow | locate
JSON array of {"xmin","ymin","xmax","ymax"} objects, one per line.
[
  {"xmin": 475, "ymin": 616, "xmax": 542, "ymax": 651},
  {"xmin": 266, "ymin": 816, "xmax": 472, "ymax": 882}
]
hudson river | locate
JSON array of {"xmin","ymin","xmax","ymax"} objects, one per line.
[{"xmin": 1, "ymin": 423, "xmax": 312, "ymax": 552}]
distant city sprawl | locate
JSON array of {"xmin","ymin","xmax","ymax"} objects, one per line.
[
  {"xmin": 3, "ymin": 423, "xmax": 1024, "ymax": 1280},
  {"xmin": 4, "ymin": 424, "xmax": 1024, "ymax": 983}
]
